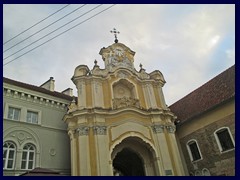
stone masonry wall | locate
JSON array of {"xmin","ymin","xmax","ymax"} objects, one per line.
[{"xmin": 179, "ymin": 113, "xmax": 235, "ymax": 176}]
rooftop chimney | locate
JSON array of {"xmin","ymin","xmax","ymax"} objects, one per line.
[
  {"xmin": 40, "ymin": 77, "xmax": 55, "ymax": 92},
  {"xmin": 62, "ymin": 88, "xmax": 73, "ymax": 97}
]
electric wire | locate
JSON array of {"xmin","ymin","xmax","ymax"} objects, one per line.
[
  {"xmin": 3, "ymin": 4, "xmax": 70, "ymax": 45},
  {"xmin": 3, "ymin": 4, "xmax": 102, "ymax": 61},
  {"xmin": 4, "ymin": 4, "xmax": 87, "ymax": 53},
  {"xmin": 3, "ymin": 4, "xmax": 116, "ymax": 66}
]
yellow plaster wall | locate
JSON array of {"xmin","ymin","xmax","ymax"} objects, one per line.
[
  {"xmin": 102, "ymin": 81, "xmax": 111, "ymax": 108},
  {"xmin": 86, "ymin": 82, "xmax": 93, "ymax": 107},
  {"xmin": 136, "ymin": 83, "xmax": 147, "ymax": 108},
  {"xmin": 153, "ymin": 86, "xmax": 162, "ymax": 108}
]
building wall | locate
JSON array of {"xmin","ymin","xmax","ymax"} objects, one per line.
[
  {"xmin": 3, "ymin": 83, "xmax": 71, "ymax": 176},
  {"xmin": 176, "ymin": 99, "xmax": 235, "ymax": 176}
]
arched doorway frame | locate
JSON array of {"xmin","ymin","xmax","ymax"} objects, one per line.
[
  {"xmin": 113, "ymin": 147, "xmax": 145, "ymax": 176},
  {"xmin": 110, "ymin": 132, "xmax": 159, "ymax": 176}
]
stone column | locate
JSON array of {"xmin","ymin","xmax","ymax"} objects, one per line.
[
  {"xmin": 93, "ymin": 125, "xmax": 110, "ymax": 175},
  {"xmin": 68, "ymin": 129, "xmax": 78, "ymax": 176},
  {"xmin": 166, "ymin": 125, "xmax": 185, "ymax": 176},
  {"xmin": 151, "ymin": 124, "xmax": 173, "ymax": 175},
  {"xmin": 15, "ymin": 149, "xmax": 23, "ymax": 170},
  {"xmin": 76, "ymin": 126, "xmax": 91, "ymax": 176}
]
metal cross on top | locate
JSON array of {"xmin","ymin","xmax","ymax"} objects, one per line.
[{"xmin": 110, "ymin": 28, "xmax": 120, "ymax": 43}]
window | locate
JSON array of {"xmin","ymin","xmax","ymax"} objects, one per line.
[
  {"xmin": 3, "ymin": 141, "xmax": 16, "ymax": 170},
  {"xmin": 215, "ymin": 127, "xmax": 235, "ymax": 152},
  {"xmin": 187, "ymin": 140, "xmax": 202, "ymax": 162},
  {"xmin": 7, "ymin": 107, "xmax": 20, "ymax": 121},
  {"xmin": 202, "ymin": 168, "xmax": 211, "ymax": 176},
  {"xmin": 21, "ymin": 144, "xmax": 35, "ymax": 170},
  {"xmin": 26, "ymin": 111, "xmax": 38, "ymax": 124},
  {"xmin": 195, "ymin": 170, "xmax": 201, "ymax": 176}
]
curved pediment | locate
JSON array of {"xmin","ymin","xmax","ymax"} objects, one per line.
[
  {"xmin": 73, "ymin": 65, "xmax": 90, "ymax": 77},
  {"xmin": 149, "ymin": 70, "xmax": 166, "ymax": 83},
  {"xmin": 99, "ymin": 43, "xmax": 136, "ymax": 70}
]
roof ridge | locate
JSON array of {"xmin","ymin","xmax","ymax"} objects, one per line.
[
  {"xmin": 3, "ymin": 77, "xmax": 73, "ymax": 101},
  {"xmin": 169, "ymin": 65, "xmax": 235, "ymax": 124},
  {"xmin": 170, "ymin": 65, "xmax": 235, "ymax": 106}
]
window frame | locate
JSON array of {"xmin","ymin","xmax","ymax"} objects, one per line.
[
  {"xmin": 202, "ymin": 168, "xmax": 211, "ymax": 176},
  {"xmin": 3, "ymin": 141, "xmax": 16, "ymax": 170},
  {"xmin": 26, "ymin": 108, "xmax": 41, "ymax": 125},
  {"xmin": 195, "ymin": 170, "xmax": 202, "ymax": 176},
  {"xmin": 7, "ymin": 106, "xmax": 21, "ymax": 121},
  {"xmin": 186, "ymin": 139, "xmax": 202, "ymax": 162},
  {"xmin": 21, "ymin": 143, "xmax": 36, "ymax": 170},
  {"xmin": 4, "ymin": 103, "xmax": 23, "ymax": 122},
  {"xmin": 26, "ymin": 110, "xmax": 39, "ymax": 124},
  {"xmin": 214, "ymin": 127, "xmax": 235, "ymax": 153}
]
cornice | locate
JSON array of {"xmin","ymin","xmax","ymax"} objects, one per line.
[
  {"xmin": 72, "ymin": 67, "xmax": 165, "ymax": 87},
  {"xmin": 64, "ymin": 106, "xmax": 175, "ymax": 119},
  {"xmin": 3, "ymin": 87, "xmax": 69, "ymax": 110}
]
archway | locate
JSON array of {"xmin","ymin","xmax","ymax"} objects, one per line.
[
  {"xmin": 111, "ymin": 136, "xmax": 158, "ymax": 176},
  {"xmin": 113, "ymin": 148, "xmax": 145, "ymax": 176}
]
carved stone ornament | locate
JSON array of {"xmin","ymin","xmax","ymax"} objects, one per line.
[
  {"xmin": 7, "ymin": 131, "xmax": 33, "ymax": 145},
  {"xmin": 91, "ymin": 68, "xmax": 108, "ymax": 77},
  {"xmin": 68, "ymin": 129, "xmax": 75, "ymax": 140},
  {"xmin": 112, "ymin": 97, "xmax": 140, "ymax": 109},
  {"xmin": 67, "ymin": 100, "xmax": 77, "ymax": 113},
  {"xmin": 118, "ymin": 72, "xmax": 129, "ymax": 79},
  {"xmin": 76, "ymin": 126, "xmax": 89, "ymax": 136},
  {"xmin": 93, "ymin": 126, "xmax": 107, "ymax": 135},
  {"xmin": 49, "ymin": 148, "xmax": 56, "ymax": 156},
  {"xmin": 166, "ymin": 125, "xmax": 176, "ymax": 133},
  {"xmin": 138, "ymin": 70, "xmax": 150, "ymax": 80},
  {"xmin": 151, "ymin": 125, "xmax": 165, "ymax": 133}
]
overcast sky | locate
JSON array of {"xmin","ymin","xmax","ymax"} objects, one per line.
[{"xmin": 3, "ymin": 4, "xmax": 235, "ymax": 105}]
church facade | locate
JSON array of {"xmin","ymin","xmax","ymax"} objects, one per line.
[{"xmin": 64, "ymin": 41, "xmax": 185, "ymax": 176}]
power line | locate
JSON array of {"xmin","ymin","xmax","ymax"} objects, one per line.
[
  {"xmin": 3, "ymin": 4, "xmax": 70, "ymax": 45},
  {"xmin": 3, "ymin": 4, "xmax": 103, "ymax": 61},
  {"xmin": 4, "ymin": 4, "xmax": 87, "ymax": 53},
  {"xmin": 3, "ymin": 4, "xmax": 116, "ymax": 67}
]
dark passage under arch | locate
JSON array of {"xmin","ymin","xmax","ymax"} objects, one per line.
[{"xmin": 113, "ymin": 148, "xmax": 145, "ymax": 176}]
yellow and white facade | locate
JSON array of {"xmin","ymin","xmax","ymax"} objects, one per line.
[{"xmin": 63, "ymin": 42, "xmax": 185, "ymax": 176}]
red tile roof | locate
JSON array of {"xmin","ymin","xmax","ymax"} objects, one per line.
[
  {"xmin": 169, "ymin": 65, "xmax": 235, "ymax": 124},
  {"xmin": 3, "ymin": 77, "xmax": 73, "ymax": 101}
]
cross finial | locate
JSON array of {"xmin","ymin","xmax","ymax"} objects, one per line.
[{"xmin": 110, "ymin": 28, "xmax": 120, "ymax": 43}]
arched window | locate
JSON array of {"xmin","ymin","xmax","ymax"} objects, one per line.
[
  {"xmin": 214, "ymin": 127, "xmax": 235, "ymax": 152},
  {"xmin": 21, "ymin": 143, "xmax": 36, "ymax": 170},
  {"xmin": 3, "ymin": 141, "xmax": 16, "ymax": 170},
  {"xmin": 186, "ymin": 139, "xmax": 202, "ymax": 162},
  {"xmin": 202, "ymin": 168, "xmax": 211, "ymax": 176},
  {"xmin": 195, "ymin": 170, "xmax": 201, "ymax": 176}
]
